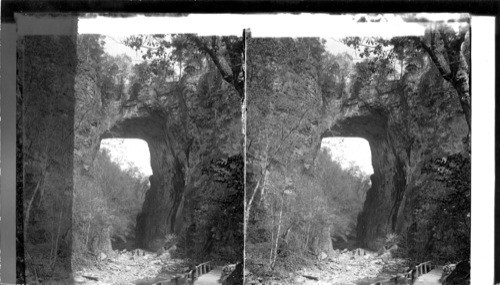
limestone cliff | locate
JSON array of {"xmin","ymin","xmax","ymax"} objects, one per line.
[
  {"xmin": 322, "ymin": 57, "xmax": 468, "ymax": 249},
  {"xmin": 19, "ymin": 34, "xmax": 243, "ymax": 283},
  {"xmin": 96, "ymin": 64, "xmax": 242, "ymax": 251},
  {"xmin": 247, "ymin": 37, "xmax": 469, "ymax": 255},
  {"xmin": 18, "ymin": 36, "xmax": 77, "ymax": 282}
]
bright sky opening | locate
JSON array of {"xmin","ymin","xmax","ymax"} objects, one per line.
[
  {"xmin": 321, "ymin": 137, "xmax": 373, "ymax": 178},
  {"xmin": 100, "ymin": 138, "xmax": 153, "ymax": 178}
]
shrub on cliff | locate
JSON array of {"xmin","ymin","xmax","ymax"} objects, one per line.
[{"xmin": 406, "ymin": 152, "xmax": 470, "ymax": 264}]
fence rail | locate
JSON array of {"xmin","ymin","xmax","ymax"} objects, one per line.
[
  {"xmin": 369, "ymin": 261, "xmax": 433, "ymax": 285},
  {"xmin": 156, "ymin": 260, "xmax": 213, "ymax": 285}
]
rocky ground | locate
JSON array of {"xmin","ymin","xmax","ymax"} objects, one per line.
[
  {"xmin": 73, "ymin": 249, "xmax": 192, "ymax": 285},
  {"xmin": 245, "ymin": 249, "xmax": 409, "ymax": 285}
]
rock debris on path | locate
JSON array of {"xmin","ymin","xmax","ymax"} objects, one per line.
[
  {"xmin": 246, "ymin": 249, "xmax": 409, "ymax": 285},
  {"xmin": 73, "ymin": 250, "xmax": 190, "ymax": 285}
]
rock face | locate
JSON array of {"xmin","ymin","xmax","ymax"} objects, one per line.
[
  {"xmin": 313, "ymin": 227, "xmax": 334, "ymax": 256},
  {"xmin": 18, "ymin": 35, "xmax": 78, "ymax": 281},
  {"xmin": 247, "ymin": 38, "xmax": 469, "ymax": 251},
  {"xmin": 99, "ymin": 68, "xmax": 242, "ymax": 251},
  {"xmin": 323, "ymin": 102, "xmax": 403, "ymax": 249},
  {"xmin": 442, "ymin": 260, "xmax": 470, "ymax": 285},
  {"xmin": 100, "ymin": 108, "xmax": 186, "ymax": 250},
  {"xmin": 320, "ymin": 59, "xmax": 468, "ymax": 249}
]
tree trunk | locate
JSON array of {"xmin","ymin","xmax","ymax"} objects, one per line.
[
  {"xmin": 50, "ymin": 209, "xmax": 63, "ymax": 271},
  {"xmin": 304, "ymin": 222, "xmax": 311, "ymax": 252},
  {"xmin": 419, "ymin": 30, "xmax": 470, "ymax": 132},
  {"xmin": 271, "ymin": 192, "xmax": 285, "ymax": 269},
  {"xmin": 311, "ymin": 227, "xmax": 334, "ymax": 257},
  {"xmin": 24, "ymin": 175, "xmax": 44, "ymax": 240},
  {"xmin": 451, "ymin": 75, "xmax": 471, "ymax": 132},
  {"xmin": 84, "ymin": 219, "xmax": 92, "ymax": 247}
]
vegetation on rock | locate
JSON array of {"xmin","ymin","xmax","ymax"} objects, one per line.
[
  {"xmin": 19, "ymin": 33, "xmax": 244, "ymax": 283},
  {"xmin": 246, "ymin": 17, "xmax": 470, "ymax": 283}
]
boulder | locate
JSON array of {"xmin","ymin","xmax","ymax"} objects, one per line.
[
  {"xmin": 388, "ymin": 244, "xmax": 398, "ymax": 251},
  {"xmin": 442, "ymin": 261, "xmax": 470, "ymax": 285},
  {"xmin": 380, "ymin": 251, "xmax": 392, "ymax": 262},
  {"xmin": 73, "ymin": 276, "xmax": 86, "ymax": 283},
  {"xmin": 443, "ymin": 263, "xmax": 457, "ymax": 275},
  {"xmin": 99, "ymin": 252, "xmax": 107, "ymax": 261},
  {"xmin": 167, "ymin": 245, "xmax": 177, "ymax": 254},
  {"xmin": 221, "ymin": 262, "xmax": 243, "ymax": 285}
]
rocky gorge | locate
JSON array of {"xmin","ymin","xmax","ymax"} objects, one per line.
[
  {"xmin": 246, "ymin": 23, "xmax": 470, "ymax": 281},
  {"xmin": 18, "ymin": 34, "xmax": 244, "ymax": 283}
]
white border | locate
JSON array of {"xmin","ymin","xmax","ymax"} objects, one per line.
[
  {"xmin": 471, "ymin": 16, "xmax": 495, "ymax": 285},
  {"xmin": 78, "ymin": 14, "xmax": 425, "ymax": 37}
]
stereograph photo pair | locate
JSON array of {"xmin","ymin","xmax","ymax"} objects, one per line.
[{"xmin": 1, "ymin": 12, "xmax": 494, "ymax": 285}]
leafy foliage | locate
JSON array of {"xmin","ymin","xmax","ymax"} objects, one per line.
[
  {"xmin": 73, "ymin": 150, "xmax": 148, "ymax": 264},
  {"xmin": 343, "ymin": 20, "xmax": 471, "ymax": 130},
  {"xmin": 124, "ymin": 34, "xmax": 244, "ymax": 98},
  {"xmin": 247, "ymin": 148, "xmax": 370, "ymax": 273},
  {"xmin": 319, "ymin": 52, "xmax": 353, "ymax": 103},
  {"xmin": 178, "ymin": 154, "xmax": 244, "ymax": 263},
  {"xmin": 416, "ymin": 153, "xmax": 470, "ymax": 263}
]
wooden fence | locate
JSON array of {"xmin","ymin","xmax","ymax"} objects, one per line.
[
  {"xmin": 156, "ymin": 261, "xmax": 213, "ymax": 285},
  {"xmin": 370, "ymin": 261, "xmax": 433, "ymax": 285}
]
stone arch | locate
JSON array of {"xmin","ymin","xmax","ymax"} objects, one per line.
[
  {"xmin": 319, "ymin": 105, "xmax": 407, "ymax": 249},
  {"xmin": 100, "ymin": 112, "xmax": 186, "ymax": 251}
]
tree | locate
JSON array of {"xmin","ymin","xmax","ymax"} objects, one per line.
[
  {"xmin": 124, "ymin": 34, "xmax": 244, "ymax": 98},
  {"xmin": 73, "ymin": 149, "xmax": 148, "ymax": 261},
  {"xmin": 411, "ymin": 152, "xmax": 471, "ymax": 263},
  {"xmin": 343, "ymin": 19, "xmax": 470, "ymax": 131},
  {"xmin": 319, "ymin": 52, "xmax": 353, "ymax": 104},
  {"xmin": 180, "ymin": 154, "xmax": 244, "ymax": 263}
]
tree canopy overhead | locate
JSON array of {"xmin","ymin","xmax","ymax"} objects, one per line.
[
  {"xmin": 124, "ymin": 34, "xmax": 244, "ymax": 98},
  {"xmin": 342, "ymin": 18, "xmax": 470, "ymax": 131}
]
